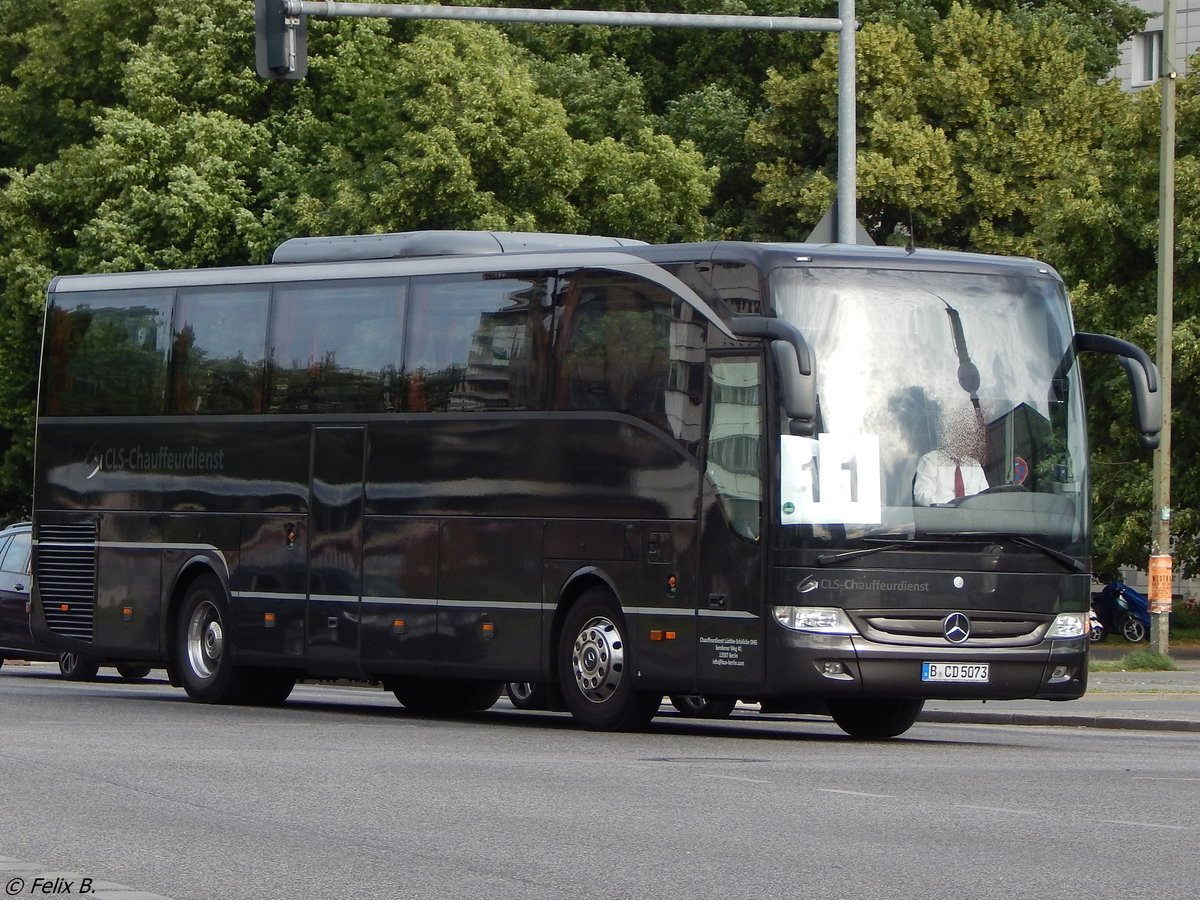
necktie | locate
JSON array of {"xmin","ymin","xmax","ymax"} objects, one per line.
[{"xmin": 954, "ymin": 465, "xmax": 965, "ymax": 498}]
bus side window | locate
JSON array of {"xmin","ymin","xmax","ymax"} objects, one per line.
[
  {"xmin": 552, "ymin": 271, "xmax": 704, "ymax": 446},
  {"xmin": 42, "ymin": 289, "xmax": 173, "ymax": 416},
  {"xmin": 403, "ymin": 274, "xmax": 543, "ymax": 412},
  {"xmin": 172, "ymin": 285, "xmax": 270, "ymax": 414},
  {"xmin": 268, "ymin": 279, "xmax": 405, "ymax": 414}
]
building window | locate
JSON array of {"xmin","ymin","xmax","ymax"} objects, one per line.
[{"xmin": 1133, "ymin": 31, "xmax": 1163, "ymax": 87}]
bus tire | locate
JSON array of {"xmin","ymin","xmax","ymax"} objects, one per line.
[
  {"xmin": 669, "ymin": 694, "xmax": 737, "ymax": 719},
  {"xmin": 458, "ymin": 681, "xmax": 504, "ymax": 711},
  {"xmin": 828, "ymin": 698, "xmax": 925, "ymax": 739},
  {"xmin": 391, "ymin": 678, "xmax": 502, "ymax": 712},
  {"xmin": 557, "ymin": 587, "xmax": 659, "ymax": 731},
  {"xmin": 176, "ymin": 575, "xmax": 248, "ymax": 704},
  {"xmin": 116, "ymin": 665, "xmax": 152, "ymax": 681},
  {"xmin": 244, "ymin": 669, "xmax": 297, "ymax": 707},
  {"xmin": 506, "ymin": 682, "xmax": 549, "ymax": 710},
  {"xmin": 58, "ymin": 651, "xmax": 100, "ymax": 681}
]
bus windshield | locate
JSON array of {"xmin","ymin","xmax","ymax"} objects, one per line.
[{"xmin": 771, "ymin": 266, "xmax": 1088, "ymax": 553}]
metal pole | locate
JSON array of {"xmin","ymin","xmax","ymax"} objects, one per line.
[
  {"xmin": 283, "ymin": 1, "xmax": 858, "ymax": 243},
  {"xmin": 1151, "ymin": 0, "xmax": 1176, "ymax": 656},
  {"xmin": 287, "ymin": 2, "xmax": 842, "ymax": 32},
  {"xmin": 836, "ymin": 0, "xmax": 856, "ymax": 245}
]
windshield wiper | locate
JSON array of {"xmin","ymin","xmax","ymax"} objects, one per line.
[
  {"xmin": 990, "ymin": 534, "xmax": 1086, "ymax": 573},
  {"xmin": 816, "ymin": 542, "xmax": 906, "ymax": 567},
  {"xmin": 816, "ymin": 535, "xmax": 1084, "ymax": 573}
]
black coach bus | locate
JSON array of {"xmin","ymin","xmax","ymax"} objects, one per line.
[{"xmin": 30, "ymin": 231, "xmax": 1161, "ymax": 737}]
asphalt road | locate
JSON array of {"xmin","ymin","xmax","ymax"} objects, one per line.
[{"xmin": 2, "ymin": 666, "xmax": 1197, "ymax": 900}]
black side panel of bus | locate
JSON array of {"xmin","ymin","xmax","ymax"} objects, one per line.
[
  {"xmin": 361, "ymin": 518, "xmax": 439, "ymax": 675},
  {"xmin": 306, "ymin": 426, "xmax": 365, "ymax": 676},
  {"xmin": 437, "ymin": 518, "xmax": 543, "ymax": 679}
]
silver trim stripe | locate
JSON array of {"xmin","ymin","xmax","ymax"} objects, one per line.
[{"xmin": 625, "ymin": 606, "xmax": 759, "ymax": 619}]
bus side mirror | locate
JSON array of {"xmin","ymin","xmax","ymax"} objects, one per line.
[
  {"xmin": 1074, "ymin": 332, "xmax": 1162, "ymax": 450},
  {"xmin": 1119, "ymin": 357, "xmax": 1162, "ymax": 449},
  {"xmin": 730, "ymin": 316, "xmax": 816, "ymax": 437},
  {"xmin": 771, "ymin": 341, "xmax": 816, "ymax": 436}
]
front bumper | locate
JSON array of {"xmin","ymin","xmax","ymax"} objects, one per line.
[{"xmin": 763, "ymin": 630, "xmax": 1088, "ymax": 702}]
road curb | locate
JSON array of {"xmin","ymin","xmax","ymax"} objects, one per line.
[{"xmin": 920, "ymin": 710, "xmax": 1200, "ymax": 732}]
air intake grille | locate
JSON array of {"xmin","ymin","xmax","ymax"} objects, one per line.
[
  {"xmin": 854, "ymin": 611, "xmax": 1049, "ymax": 648},
  {"xmin": 36, "ymin": 522, "xmax": 98, "ymax": 642}
]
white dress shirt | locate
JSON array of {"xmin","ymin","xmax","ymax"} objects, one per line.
[{"xmin": 913, "ymin": 449, "xmax": 989, "ymax": 506}]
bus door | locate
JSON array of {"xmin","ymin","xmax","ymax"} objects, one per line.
[
  {"xmin": 306, "ymin": 426, "xmax": 366, "ymax": 675},
  {"xmin": 694, "ymin": 354, "xmax": 767, "ymax": 694}
]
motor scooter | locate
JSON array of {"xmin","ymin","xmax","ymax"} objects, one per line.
[{"xmin": 1091, "ymin": 581, "xmax": 1151, "ymax": 642}]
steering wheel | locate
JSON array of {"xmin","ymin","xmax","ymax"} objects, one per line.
[{"xmin": 977, "ymin": 483, "xmax": 1028, "ymax": 494}]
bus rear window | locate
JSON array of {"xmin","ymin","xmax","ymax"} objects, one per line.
[{"xmin": 42, "ymin": 289, "xmax": 173, "ymax": 416}]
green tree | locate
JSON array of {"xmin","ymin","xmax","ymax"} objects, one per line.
[
  {"xmin": 861, "ymin": 0, "xmax": 1147, "ymax": 78},
  {"xmin": 750, "ymin": 5, "xmax": 1127, "ymax": 251},
  {"xmin": 292, "ymin": 20, "xmax": 712, "ymax": 241},
  {"xmin": 1038, "ymin": 71, "xmax": 1200, "ymax": 581},
  {"xmin": 0, "ymin": 0, "xmax": 156, "ymax": 169}
]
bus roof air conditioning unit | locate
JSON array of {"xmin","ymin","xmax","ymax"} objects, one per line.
[{"xmin": 271, "ymin": 231, "xmax": 646, "ymax": 264}]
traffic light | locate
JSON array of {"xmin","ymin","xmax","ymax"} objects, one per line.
[{"xmin": 255, "ymin": 0, "xmax": 308, "ymax": 80}]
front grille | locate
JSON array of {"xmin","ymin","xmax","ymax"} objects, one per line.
[
  {"xmin": 36, "ymin": 522, "xmax": 98, "ymax": 642},
  {"xmin": 855, "ymin": 610, "xmax": 1049, "ymax": 648}
]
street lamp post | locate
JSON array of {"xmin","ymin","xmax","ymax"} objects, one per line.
[{"xmin": 1150, "ymin": 0, "xmax": 1177, "ymax": 656}]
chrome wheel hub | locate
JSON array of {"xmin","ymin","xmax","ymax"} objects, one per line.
[
  {"xmin": 187, "ymin": 600, "xmax": 224, "ymax": 679},
  {"xmin": 570, "ymin": 615, "xmax": 624, "ymax": 704}
]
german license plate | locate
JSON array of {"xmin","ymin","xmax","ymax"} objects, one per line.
[{"xmin": 922, "ymin": 662, "xmax": 989, "ymax": 683}]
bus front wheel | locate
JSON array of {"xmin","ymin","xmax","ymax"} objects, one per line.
[
  {"xmin": 828, "ymin": 698, "xmax": 925, "ymax": 739},
  {"xmin": 557, "ymin": 588, "xmax": 659, "ymax": 731},
  {"xmin": 176, "ymin": 575, "xmax": 247, "ymax": 703}
]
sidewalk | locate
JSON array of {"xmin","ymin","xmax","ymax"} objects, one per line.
[{"xmin": 920, "ymin": 643, "xmax": 1200, "ymax": 732}]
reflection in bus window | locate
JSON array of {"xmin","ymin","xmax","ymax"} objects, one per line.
[
  {"xmin": 404, "ymin": 274, "xmax": 543, "ymax": 412},
  {"xmin": 269, "ymin": 280, "xmax": 406, "ymax": 413},
  {"xmin": 707, "ymin": 357, "xmax": 762, "ymax": 541},
  {"xmin": 172, "ymin": 286, "xmax": 270, "ymax": 414},
  {"xmin": 552, "ymin": 271, "xmax": 705, "ymax": 446},
  {"xmin": 42, "ymin": 289, "xmax": 173, "ymax": 416}
]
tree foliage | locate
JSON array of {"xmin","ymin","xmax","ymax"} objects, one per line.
[
  {"xmin": 1039, "ymin": 77, "xmax": 1200, "ymax": 579},
  {"xmin": 750, "ymin": 5, "xmax": 1127, "ymax": 251}
]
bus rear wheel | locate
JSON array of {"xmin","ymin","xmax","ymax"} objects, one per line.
[
  {"xmin": 669, "ymin": 694, "xmax": 737, "ymax": 719},
  {"xmin": 828, "ymin": 698, "xmax": 925, "ymax": 739},
  {"xmin": 506, "ymin": 682, "xmax": 549, "ymax": 710},
  {"xmin": 58, "ymin": 651, "xmax": 99, "ymax": 681},
  {"xmin": 557, "ymin": 588, "xmax": 659, "ymax": 731},
  {"xmin": 391, "ymin": 678, "xmax": 502, "ymax": 712},
  {"xmin": 244, "ymin": 669, "xmax": 297, "ymax": 707},
  {"xmin": 176, "ymin": 575, "xmax": 249, "ymax": 704}
]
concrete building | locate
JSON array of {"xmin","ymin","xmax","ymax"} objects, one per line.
[{"xmin": 1114, "ymin": 2, "xmax": 1200, "ymax": 90}]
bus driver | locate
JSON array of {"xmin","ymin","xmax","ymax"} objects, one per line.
[{"xmin": 913, "ymin": 406, "xmax": 989, "ymax": 505}]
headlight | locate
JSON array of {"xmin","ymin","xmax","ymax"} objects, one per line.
[
  {"xmin": 772, "ymin": 605, "xmax": 857, "ymax": 635},
  {"xmin": 1046, "ymin": 612, "xmax": 1087, "ymax": 639}
]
